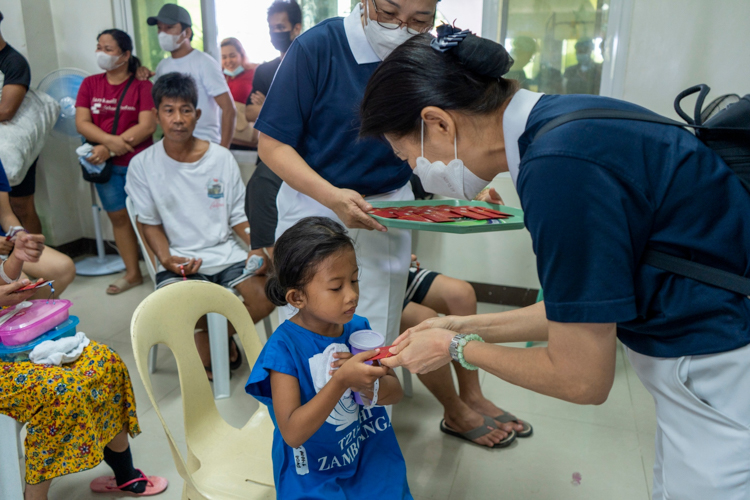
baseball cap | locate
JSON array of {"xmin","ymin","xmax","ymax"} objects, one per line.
[{"xmin": 147, "ymin": 4, "xmax": 192, "ymax": 27}]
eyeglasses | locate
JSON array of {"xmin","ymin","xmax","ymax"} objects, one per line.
[{"xmin": 369, "ymin": 0, "xmax": 435, "ymax": 35}]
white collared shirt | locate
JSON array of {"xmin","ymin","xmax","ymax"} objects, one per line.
[
  {"xmin": 503, "ymin": 89, "xmax": 544, "ymax": 187},
  {"xmin": 343, "ymin": 6, "xmax": 381, "ymax": 65}
]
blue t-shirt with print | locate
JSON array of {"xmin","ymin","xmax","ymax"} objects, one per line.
[
  {"xmin": 246, "ymin": 315, "xmax": 412, "ymax": 500},
  {"xmin": 517, "ymin": 94, "xmax": 750, "ymax": 358},
  {"xmin": 253, "ymin": 17, "xmax": 412, "ymax": 196}
]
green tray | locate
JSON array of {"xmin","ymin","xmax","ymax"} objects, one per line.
[{"xmin": 369, "ymin": 200, "xmax": 525, "ymax": 234}]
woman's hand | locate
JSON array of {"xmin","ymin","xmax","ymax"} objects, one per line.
[
  {"xmin": 87, "ymin": 144, "xmax": 111, "ymax": 165},
  {"xmin": 162, "ymin": 256, "xmax": 202, "ymax": 276},
  {"xmin": 135, "ymin": 66, "xmax": 155, "ymax": 81},
  {"xmin": 474, "ymin": 187, "xmax": 504, "ymax": 205},
  {"xmin": 0, "ymin": 280, "xmax": 40, "ymax": 307},
  {"xmin": 380, "ymin": 327, "xmax": 455, "ymax": 374},
  {"xmin": 329, "ymin": 189, "xmax": 386, "ymax": 231},
  {"xmin": 332, "ymin": 350, "xmax": 389, "ymax": 393},
  {"xmin": 103, "ymin": 135, "xmax": 135, "ymax": 156},
  {"xmin": 12, "ymin": 233, "xmax": 45, "ymax": 263},
  {"xmin": 407, "ymin": 314, "xmax": 467, "ymax": 336}
]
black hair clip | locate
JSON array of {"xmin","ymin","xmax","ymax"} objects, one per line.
[{"xmin": 431, "ymin": 24, "xmax": 471, "ymax": 53}]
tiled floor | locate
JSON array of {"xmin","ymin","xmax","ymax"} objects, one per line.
[{"xmin": 36, "ymin": 266, "xmax": 656, "ymax": 499}]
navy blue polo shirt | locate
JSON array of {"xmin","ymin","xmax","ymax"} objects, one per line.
[
  {"xmin": 253, "ymin": 17, "xmax": 412, "ymax": 196},
  {"xmin": 517, "ymin": 94, "xmax": 750, "ymax": 358}
]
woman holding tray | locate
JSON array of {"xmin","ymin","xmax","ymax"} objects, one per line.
[
  {"xmin": 255, "ymin": 0, "xmax": 529, "ymax": 448},
  {"xmin": 362, "ymin": 27, "xmax": 750, "ymax": 500}
]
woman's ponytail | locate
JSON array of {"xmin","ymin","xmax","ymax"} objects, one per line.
[{"xmin": 128, "ymin": 55, "xmax": 142, "ymax": 75}]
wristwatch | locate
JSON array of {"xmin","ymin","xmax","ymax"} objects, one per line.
[{"xmin": 449, "ymin": 334, "xmax": 468, "ymax": 363}]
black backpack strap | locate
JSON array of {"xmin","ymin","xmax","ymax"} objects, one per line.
[
  {"xmin": 644, "ymin": 250, "xmax": 750, "ymax": 297},
  {"xmin": 533, "ymin": 108, "xmax": 689, "ymax": 142},
  {"xmin": 531, "ymin": 108, "xmax": 750, "ymax": 297}
]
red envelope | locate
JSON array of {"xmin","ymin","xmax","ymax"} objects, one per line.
[{"xmin": 367, "ymin": 345, "xmax": 397, "ymax": 361}]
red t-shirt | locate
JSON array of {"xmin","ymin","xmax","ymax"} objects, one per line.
[
  {"xmin": 75, "ymin": 73, "xmax": 155, "ymax": 166},
  {"xmin": 225, "ymin": 68, "xmax": 255, "ymax": 105}
]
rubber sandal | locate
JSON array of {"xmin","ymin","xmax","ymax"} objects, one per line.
[
  {"xmin": 439, "ymin": 415, "xmax": 516, "ymax": 448},
  {"xmin": 229, "ymin": 337, "xmax": 242, "ymax": 371},
  {"xmin": 489, "ymin": 410, "xmax": 533, "ymax": 438},
  {"xmin": 106, "ymin": 277, "xmax": 143, "ymax": 295},
  {"xmin": 90, "ymin": 469, "xmax": 168, "ymax": 496}
]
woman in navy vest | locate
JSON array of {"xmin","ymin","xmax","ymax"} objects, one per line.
[{"xmin": 364, "ymin": 30, "xmax": 750, "ymax": 500}]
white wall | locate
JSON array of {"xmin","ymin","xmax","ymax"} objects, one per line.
[
  {"xmin": 415, "ymin": 0, "xmax": 750, "ymax": 289},
  {"xmin": 621, "ymin": 0, "xmax": 750, "ymax": 118}
]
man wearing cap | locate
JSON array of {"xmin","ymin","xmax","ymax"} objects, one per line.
[
  {"xmin": 563, "ymin": 38, "xmax": 602, "ymax": 95},
  {"xmin": 141, "ymin": 4, "xmax": 236, "ymax": 147}
]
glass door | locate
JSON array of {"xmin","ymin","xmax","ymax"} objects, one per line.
[{"xmin": 490, "ymin": 0, "xmax": 615, "ymax": 96}]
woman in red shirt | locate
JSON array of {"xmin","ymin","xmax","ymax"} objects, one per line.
[
  {"xmin": 75, "ymin": 29, "xmax": 156, "ymax": 295},
  {"xmin": 221, "ymin": 37, "xmax": 257, "ymax": 150}
]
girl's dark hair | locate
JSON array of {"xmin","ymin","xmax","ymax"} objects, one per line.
[
  {"xmin": 266, "ymin": 217, "xmax": 355, "ymax": 307},
  {"xmin": 98, "ymin": 29, "xmax": 141, "ymax": 74},
  {"xmin": 360, "ymin": 33, "xmax": 518, "ymax": 140}
]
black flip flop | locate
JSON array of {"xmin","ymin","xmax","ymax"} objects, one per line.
[
  {"xmin": 229, "ymin": 337, "xmax": 242, "ymax": 371},
  {"xmin": 439, "ymin": 416, "xmax": 516, "ymax": 448},
  {"xmin": 490, "ymin": 410, "xmax": 533, "ymax": 438}
]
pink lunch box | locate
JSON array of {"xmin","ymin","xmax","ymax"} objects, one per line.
[{"xmin": 0, "ymin": 299, "xmax": 72, "ymax": 346}]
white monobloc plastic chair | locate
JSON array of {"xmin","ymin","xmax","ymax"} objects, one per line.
[
  {"xmin": 0, "ymin": 414, "xmax": 24, "ymax": 499},
  {"xmin": 131, "ymin": 281, "xmax": 275, "ymax": 499}
]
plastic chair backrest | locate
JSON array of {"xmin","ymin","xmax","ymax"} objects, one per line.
[
  {"xmin": 130, "ymin": 281, "xmax": 274, "ymax": 492},
  {"xmin": 125, "ymin": 196, "xmax": 157, "ymax": 286}
]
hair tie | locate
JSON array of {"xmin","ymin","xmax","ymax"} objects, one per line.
[{"xmin": 430, "ymin": 23, "xmax": 515, "ymax": 79}]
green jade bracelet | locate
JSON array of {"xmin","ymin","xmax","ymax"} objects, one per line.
[{"xmin": 452, "ymin": 334, "xmax": 485, "ymax": 370}]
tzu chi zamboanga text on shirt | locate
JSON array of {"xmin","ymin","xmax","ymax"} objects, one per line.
[{"xmin": 246, "ymin": 315, "xmax": 412, "ymax": 499}]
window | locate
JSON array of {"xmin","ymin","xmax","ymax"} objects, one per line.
[
  {"xmin": 131, "ymin": 0, "xmax": 205, "ymax": 73},
  {"xmin": 497, "ymin": 0, "xmax": 612, "ymax": 95}
]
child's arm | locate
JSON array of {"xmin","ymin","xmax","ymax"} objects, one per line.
[{"xmin": 270, "ymin": 350, "xmax": 389, "ymax": 449}]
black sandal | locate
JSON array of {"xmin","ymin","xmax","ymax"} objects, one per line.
[{"xmin": 229, "ymin": 337, "xmax": 242, "ymax": 371}]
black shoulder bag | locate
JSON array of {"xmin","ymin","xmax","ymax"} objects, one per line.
[
  {"xmin": 531, "ymin": 84, "xmax": 750, "ymax": 296},
  {"xmin": 81, "ymin": 76, "xmax": 135, "ymax": 184}
]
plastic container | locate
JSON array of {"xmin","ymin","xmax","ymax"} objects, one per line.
[
  {"xmin": 0, "ymin": 316, "xmax": 80, "ymax": 362},
  {"xmin": 0, "ymin": 299, "xmax": 72, "ymax": 346},
  {"xmin": 349, "ymin": 330, "xmax": 385, "ymax": 405}
]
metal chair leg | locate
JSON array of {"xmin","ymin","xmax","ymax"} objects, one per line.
[
  {"xmin": 207, "ymin": 313, "xmax": 230, "ymax": 399},
  {"xmin": 402, "ymin": 367, "xmax": 413, "ymax": 398},
  {"xmin": 148, "ymin": 345, "xmax": 159, "ymax": 374},
  {"xmin": 262, "ymin": 316, "xmax": 273, "ymax": 341}
]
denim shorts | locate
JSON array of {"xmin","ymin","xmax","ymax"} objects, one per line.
[{"xmin": 94, "ymin": 165, "xmax": 129, "ymax": 213}]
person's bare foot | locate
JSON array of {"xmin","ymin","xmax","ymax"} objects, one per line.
[
  {"xmin": 461, "ymin": 395, "xmax": 526, "ymax": 434},
  {"xmin": 443, "ymin": 399, "xmax": 510, "ymax": 448},
  {"xmin": 194, "ymin": 329, "xmax": 239, "ymax": 382}
]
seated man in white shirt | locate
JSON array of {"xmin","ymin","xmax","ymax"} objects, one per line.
[{"xmin": 126, "ymin": 72, "xmax": 273, "ymax": 378}]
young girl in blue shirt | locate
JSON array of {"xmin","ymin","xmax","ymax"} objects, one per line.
[{"xmin": 246, "ymin": 216, "xmax": 412, "ymax": 499}]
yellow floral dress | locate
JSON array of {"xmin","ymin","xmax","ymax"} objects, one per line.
[{"xmin": 0, "ymin": 341, "xmax": 140, "ymax": 484}]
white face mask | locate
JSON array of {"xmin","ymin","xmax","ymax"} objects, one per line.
[
  {"xmin": 413, "ymin": 121, "xmax": 489, "ymax": 200},
  {"xmin": 362, "ymin": 1, "xmax": 415, "ymax": 61},
  {"xmin": 158, "ymin": 31, "xmax": 184, "ymax": 52},
  {"xmin": 96, "ymin": 51, "xmax": 126, "ymax": 71}
]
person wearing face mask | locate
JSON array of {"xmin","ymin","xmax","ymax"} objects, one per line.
[
  {"xmin": 255, "ymin": 1, "xmax": 529, "ymax": 449},
  {"xmin": 244, "ymin": 1, "xmax": 303, "ymax": 125},
  {"xmin": 138, "ymin": 4, "xmax": 236, "ymax": 148},
  {"xmin": 563, "ymin": 38, "xmax": 602, "ymax": 95},
  {"xmin": 220, "ymin": 37, "xmax": 257, "ymax": 150},
  {"xmin": 75, "ymin": 29, "xmax": 156, "ymax": 295},
  {"xmin": 361, "ymin": 28, "xmax": 750, "ymax": 500}
]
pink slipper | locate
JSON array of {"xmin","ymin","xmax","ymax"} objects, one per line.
[{"xmin": 90, "ymin": 469, "xmax": 168, "ymax": 496}]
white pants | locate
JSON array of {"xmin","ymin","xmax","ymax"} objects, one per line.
[
  {"xmin": 275, "ymin": 182, "xmax": 413, "ymax": 344},
  {"xmin": 626, "ymin": 343, "xmax": 750, "ymax": 500}
]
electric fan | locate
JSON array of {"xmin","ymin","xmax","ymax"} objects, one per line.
[{"xmin": 37, "ymin": 69, "xmax": 126, "ymax": 276}]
